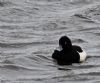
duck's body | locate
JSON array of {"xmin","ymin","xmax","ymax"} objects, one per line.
[{"xmin": 52, "ymin": 36, "xmax": 87, "ymax": 65}]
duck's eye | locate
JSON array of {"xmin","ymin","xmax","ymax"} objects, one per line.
[{"xmin": 65, "ymin": 42, "xmax": 67, "ymax": 45}]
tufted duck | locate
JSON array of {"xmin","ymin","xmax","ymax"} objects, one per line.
[{"xmin": 52, "ymin": 36, "xmax": 87, "ymax": 65}]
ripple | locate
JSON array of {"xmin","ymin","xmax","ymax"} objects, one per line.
[
  {"xmin": 42, "ymin": 22, "xmax": 58, "ymax": 31},
  {"xmin": 37, "ymin": 54, "xmax": 51, "ymax": 59},
  {"xmin": 27, "ymin": 55, "xmax": 52, "ymax": 64},
  {"xmin": 93, "ymin": 32, "xmax": 100, "ymax": 36},
  {"xmin": 0, "ymin": 42, "xmax": 31, "ymax": 48},
  {"xmin": 72, "ymin": 39, "xmax": 86, "ymax": 43},
  {"xmin": 57, "ymin": 64, "xmax": 100, "ymax": 71},
  {"xmin": 74, "ymin": 14, "xmax": 90, "ymax": 19},
  {"xmin": 0, "ymin": 7, "xmax": 34, "ymax": 23},
  {"xmin": 74, "ymin": 5, "xmax": 100, "ymax": 23},
  {"xmin": 79, "ymin": 27, "xmax": 97, "ymax": 31},
  {"xmin": 0, "ymin": 40, "xmax": 55, "ymax": 48},
  {"xmin": 0, "ymin": 1, "xmax": 6, "ymax": 7},
  {"xmin": 0, "ymin": 64, "xmax": 33, "ymax": 71},
  {"xmin": 80, "ymin": 72, "xmax": 100, "ymax": 76},
  {"xmin": 0, "ymin": 1, "xmax": 14, "ymax": 7},
  {"xmin": 70, "ymin": 0, "xmax": 92, "ymax": 4},
  {"xmin": 0, "ymin": 25, "xmax": 17, "ymax": 30},
  {"xmin": 74, "ymin": 14, "xmax": 95, "ymax": 23},
  {"xmin": 87, "ymin": 56, "xmax": 100, "ymax": 59},
  {"xmin": 1, "ymin": 60, "xmax": 14, "ymax": 64}
]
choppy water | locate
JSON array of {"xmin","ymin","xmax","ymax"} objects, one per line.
[{"xmin": 0, "ymin": 0, "xmax": 100, "ymax": 83}]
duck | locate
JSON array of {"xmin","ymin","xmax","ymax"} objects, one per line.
[{"xmin": 52, "ymin": 36, "xmax": 87, "ymax": 65}]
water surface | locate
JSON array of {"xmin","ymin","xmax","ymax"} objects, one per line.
[{"xmin": 0, "ymin": 0, "xmax": 100, "ymax": 83}]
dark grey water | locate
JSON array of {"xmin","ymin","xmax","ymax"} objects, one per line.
[{"xmin": 0, "ymin": 0, "xmax": 100, "ymax": 83}]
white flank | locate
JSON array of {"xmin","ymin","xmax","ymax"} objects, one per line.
[{"xmin": 78, "ymin": 51, "xmax": 87, "ymax": 62}]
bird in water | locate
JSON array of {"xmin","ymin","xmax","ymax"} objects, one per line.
[{"xmin": 52, "ymin": 36, "xmax": 87, "ymax": 65}]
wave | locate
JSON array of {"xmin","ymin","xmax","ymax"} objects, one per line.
[
  {"xmin": 0, "ymin": 64, "xmax": 34, "ymax": 71},
  {"xmin": 0, "ymin": 1, "xmax": 15, "ymax": 7},
  {"xmin": 72, "ymin": 38, "xmax": 86, "ymax": 43},
  {"xmin": 73, "ymin": 5, "xmax": 100, "ymax": 23},
  {"xmin": 79, "ymin": 72, "xmax": 100, "ymax": 76},
  {"xmin": 27, "ymin": 55, "xmax": 52, "ymax": 64},
  {"xmin": 0, "ymin": 40, "xmax": 55, "ymax": 48}
]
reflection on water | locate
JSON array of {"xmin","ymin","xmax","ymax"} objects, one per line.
[{"xmin": 0, "ymin": 0, "xmax": 100, "ymax": 83}]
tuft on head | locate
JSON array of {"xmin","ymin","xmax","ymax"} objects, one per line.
[{"xmin": 59, "ymin": 36, "xmax": 72, "ymax": 51}]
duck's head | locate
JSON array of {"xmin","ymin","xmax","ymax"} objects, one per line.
[{"xmin": 59, "ymin": 36, "xmax": 72, "ymax": 51}]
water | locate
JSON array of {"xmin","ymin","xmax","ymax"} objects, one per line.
[{"xmin": 0, "ymin": 0, "xmax": 100, "ymax": 83}]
